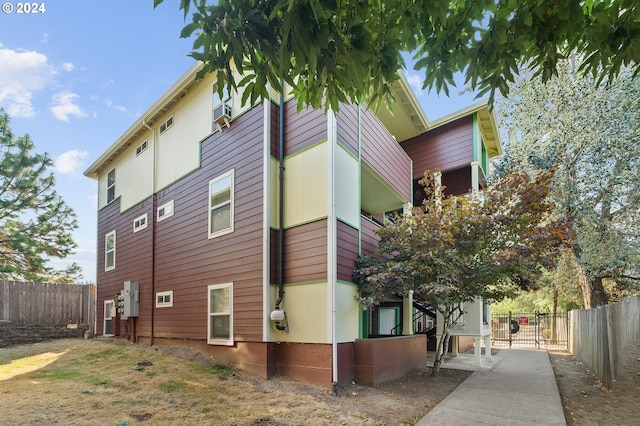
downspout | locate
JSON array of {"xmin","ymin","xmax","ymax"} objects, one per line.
[
  {"xmin": 273, "ymin": 82, "xmax": 287, "ymax": 331},
  {"xmin": 142, "ymin": 119, "xmax": 156, "ymax": 345},
  {"xmin": 327, "ymin": 110, "xmax": 338, "ymax": 395}
]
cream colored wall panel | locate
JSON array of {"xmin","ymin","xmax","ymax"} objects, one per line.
[
  {"xmin": 156, "ymin": 74, "xmax": 216, "ymax": 191},
  {"xmin": 335, "ymin": 146, "xmax": 360, "ymax": 228},
  {"xmin": 336, "ymin": 282, "xmax": 359, "ymax": 342},
  {"xmin": 97, "ymin": 132, "xmax": 154, "ymax": 211},
  {"xmin": 118, "ymin": 136, "xmax": 154, "ymax": 211},
  {"xmin": 284, "ymin": 143, "xmax": 328, "ymax": 227},
  {"xmin": 269, "ymin": 283, "xmax": 329, "ymax": 343}
]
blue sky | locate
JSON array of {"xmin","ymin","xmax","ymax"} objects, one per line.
[{"xmin": 1, "ymin": 1, "xmax": 480, "ymax": 283}]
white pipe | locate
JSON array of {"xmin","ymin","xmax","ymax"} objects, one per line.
[{"xmin": 327, "ymin": 110, "xmax": 338, "ymax": 392}]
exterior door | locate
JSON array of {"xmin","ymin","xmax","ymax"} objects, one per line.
[
  {"xmin": 104, "ymin": 299, "xmax": 114, "ymax": 336},
  {"xmin": 379, "ymin": 307, "xmax": 399, "ymax": 335}
]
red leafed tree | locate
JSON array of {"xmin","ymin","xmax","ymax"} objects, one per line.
[{"xmin": 353, "ymin": 168, "xmax": 571, "ymax": 374}]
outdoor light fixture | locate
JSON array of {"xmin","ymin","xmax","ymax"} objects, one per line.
[{"xmin": 270, "ymin": 308, "xmax": 289, "ymax": 332}]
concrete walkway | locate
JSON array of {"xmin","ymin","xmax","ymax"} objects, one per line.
[{"xmin": 416, "ymin": 349, "xmax": 566, "ymax": 425}]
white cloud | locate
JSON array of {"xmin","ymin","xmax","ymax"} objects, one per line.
[
  {"xmin": 50, "ymin": 92, "xmax": 87, "ymax": 122},
  {"xmin": 0, "ymin": 44, "xmax": 56, "ymax": 118},
  {"xmin": 406, "ymin": 73, "xmax": 426, "ymax": 96},
  {"xmin": 54, "ymin": 149, "xmax": 89, "ymax": 175},
  {"xmin": 104, "ymin": 97, "xmax": 127, "ymax": 113},
  {"xmin": 62, "ymin": 62, "xmax": 74, "ymax": 72}
]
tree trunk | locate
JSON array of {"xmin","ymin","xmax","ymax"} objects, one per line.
[
  {"xmin": 589, "ymin": 276, "xmax": 608, "ymax": 307},
  {"xmin": 432, "ymin": 330, "xmax": 450, "ymax": 376},
  {"xmin": 578, "ymin": 270, "xmax": 592, "ymax": 309}
]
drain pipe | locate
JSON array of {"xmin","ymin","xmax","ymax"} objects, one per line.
[
  {"xmin": 142, "ymin": 119, "xmax": 156, "ymax": 345},
  {"xmin": 270, "ymin": 82, "xmax": 288, "ymax": 332}
]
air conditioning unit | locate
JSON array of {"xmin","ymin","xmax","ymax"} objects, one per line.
[{"xmin": 212, "ymin": 102, "xmax": 232, "ymax": 131}]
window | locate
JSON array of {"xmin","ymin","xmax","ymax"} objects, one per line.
[
  {"xmin": 156, "ymin": 291, "xmax": 173, "ymax": 308},
  {"xmin": 208, "ymin": 283, "xmax": 233, "ymax": 345},
  {"xmin": 159, "ymin": 116, "xmax": 174, "ymax": 134},
  {"xmin": 453, "ymin": 302, "xmax": 465, "ymax": 328},
  {"xmin": 133, "ymin": 214, "xmax": 148, "ymax": 232},
  {"xmin": 107, "ymin": 168, "xmax": 116, "ymax": 204},
  {"xmin": 157, "ymin": 200, "xmax": 174, "ymax": 221},
  {"xmin": 136, "ymin": 140, "xmax": 148, "ymax": 156},
  {"xmin": 208, "ymin": 170, "xmax": 234, "ymax": 238},
  {"xmin": 105, "ymin": 230, "xmax": 116, "ymax": 271}
]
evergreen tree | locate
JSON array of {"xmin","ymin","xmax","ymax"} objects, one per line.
[{"xmin": 0, "ymin": 109, "xmax": 81, "ymax": 283}]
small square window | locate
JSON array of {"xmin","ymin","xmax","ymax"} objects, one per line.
[
  {"xmin": 136, "ymin": 140, "xmax": 148, "ymax": 156},
  {"xmin": 157, "ymin": 200, "xmax": 174, "ymax": 221},
  {"xmin": 160, "ymin": 116, "xmax": 174, "ymax": 134},
  {"xmin": 133, "ymin": 214, "xmax": 148, "ymax": 232},
  {"xmin": 156, "ymin": 291, "xmax": 173, "ymax": 308}
]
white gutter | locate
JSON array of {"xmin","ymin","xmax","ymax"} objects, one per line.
[{"xmin": 327, "ymin": 109, "xmax": 338, "ymax": 394}]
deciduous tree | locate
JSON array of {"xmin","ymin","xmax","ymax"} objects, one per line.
[
  {"xmin": 496, "ymin": 59, "xmax": 640, "ymax": 308},
  {"xmin": 156, "ymin": 0, "xmax": 639, "ymax": 111},
  {"xmin": 353, "ymin": 169, "xmax": 570, "ymax": 373},
  {"xmin": 0, "ymin": 109, "xmax": 81, "ymax": 283}
]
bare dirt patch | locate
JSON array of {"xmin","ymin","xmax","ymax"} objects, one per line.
[
  {"xmin": 548, "ymin": 348, "xmax": 640, "ymax": 425},
  {"xmin": 0, "ymin": 338, "xmax": 470, "ymax": 425}
]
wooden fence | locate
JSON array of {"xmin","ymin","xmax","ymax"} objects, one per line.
[
  {"xmin": 568, "ymin": 296, "xmax": 640, "ymax": 389},
  {"xmin": 0, "ymin": 280, "xmax": 95, "ymax": 329}
]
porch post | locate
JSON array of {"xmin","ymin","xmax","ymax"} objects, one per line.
[
  {"xmin": 403, "ymin": 291, "xmax": 414, "ymax": 335},
  {"xmin": 470, "ymin": 161, "xmax": 480, "ymax": 193},
  {"xmin": 473, "ymin": 336, "xmax": 482, "ymax": 365}
]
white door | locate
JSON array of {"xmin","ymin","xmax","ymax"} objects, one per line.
[
  {"xmin": 104, "ymin": 300, "xmax": 114, "ymax": 336},
  {"xmin": 379, "ymin": 307, "xmax": 398, "ymax": 335}
]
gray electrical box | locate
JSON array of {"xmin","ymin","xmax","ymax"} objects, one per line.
[{"xmin": 118, "ymin": 280, "xmax": 139, "ymax": 320}]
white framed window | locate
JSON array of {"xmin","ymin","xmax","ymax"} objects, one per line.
[
  {"xmin": 105, "ymin": 230, "xmax": 116, "ymax": 271},
  {"xmin": 107, "ymin": 168, "xmax": 116, "ymax": 204},
  {"xmin": 133, "ymin": 213, "xmax": 148, "ymax": 232},
  {"xmin": 136, "ymin": 140, "xmax": 148, "ymax": 156},
  {"xmin": 207, "ymin": 283, "xmax": 233, "ymax": 346},
  {"xmin": 157, "ymin": 200, "xmax": 174, "ymax": 221},
  {"xmin": 208, "ymin": 170, "xmax": 234, "ymax": 238},
  {"xmin": 159, "ymin": 116, "xmax": 174, "ymax": 134},
  {"xmin": 156, "ymin": 291, "xmax": 173, "ymax": 308}
]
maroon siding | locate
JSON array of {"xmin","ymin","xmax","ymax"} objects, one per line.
[
  {"xmin": 442, "ymin": 167, "xmax": 473, "ymax": 196},
  {"xmin": 284, "ymin": 98, "xmax": 327, "ymax": 156},
  {"xmin": 360, "ymin": 108, "xmax": 412, "ymax": 202},
  {"xmin": 361, "ymin": 218, "xmax": 381, "ymax": 256},
  {"xmin": 152, "ymin": 105, "xmax": 265, "ymax": 343},
  {"xmin": 336, "ymin": 103, "xmax": 359, "ymax": 156},
  {"xmin": 96, "ymin": 104, "xmax": 266, "ymax": 344},
  {"xmin": 96, "ymin": 197, "xmax": 153, "ymax": 336},
  {"xmin": 269, "ymin": 101, "xmax": 280, "ymax": 158},
  {"xmin": 337, "ymin": 220, "xmax": 359, "ymax": 282},
  {"xmin": 284, "ymin": 219, "xmax": 327, "ymax": 283},
  {"xmin": 402, "ymin": 115, "xmax": 474, "ymax": 177}
]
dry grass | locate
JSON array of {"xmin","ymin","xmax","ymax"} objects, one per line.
[{"xmin": 0, "ymin": 338, "xmax": 470, "ymax": 425}]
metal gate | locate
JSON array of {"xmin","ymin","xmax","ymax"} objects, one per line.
[{"xmin": 490, "ymin": 311, "xmax": 568, "ymax": 349}]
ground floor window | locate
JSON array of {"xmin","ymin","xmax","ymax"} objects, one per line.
[{"xmin": 207, "ymin": 283, "xmax": 233, "ymax": 345}]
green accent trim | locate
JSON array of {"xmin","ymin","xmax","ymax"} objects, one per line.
[
  {"xmin": 269, "ymin": 280, "xmax": 326, "ymax": 287},
  {"xmin": 337, "ymin": 279, "xmax": 358, "ymax": 287},
  {"xmin": 472, "ymin": 112, "xmax": 479, "ymax": 162},
  {"xmin": 283, "ymin": 138, "xmax": 328, "ymax": 160}
]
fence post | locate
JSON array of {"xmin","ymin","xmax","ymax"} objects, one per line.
[{"xmin": 508, "ymin": 311, "xmax": 512, "ymax": 348}]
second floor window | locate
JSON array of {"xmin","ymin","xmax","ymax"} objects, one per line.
[
  {"xmin": 105, "ymin": 230, "xmax": 115, "ymax": 271},
  {"xmin": 208, "ymin": 170, "xmax": 234, "ymax": 238},
  {"xmin": 107, "ymin": 168, "xmax": 115, "ymax": 204}
]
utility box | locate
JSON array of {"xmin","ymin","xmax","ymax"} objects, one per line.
[{"xmin": 118, "ymin": 280, "xmax": 139, "ymax": 320}]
